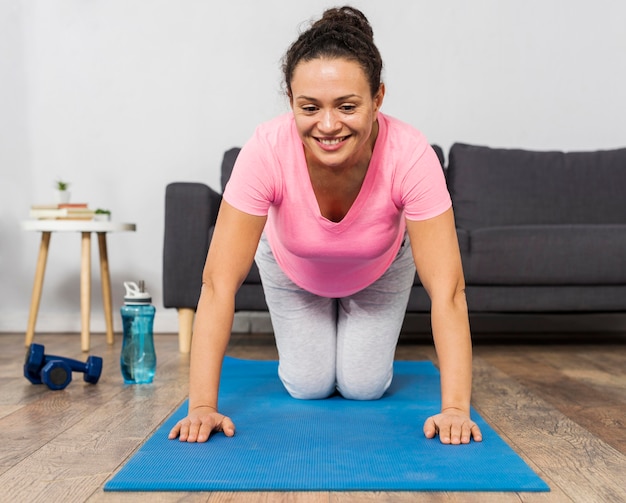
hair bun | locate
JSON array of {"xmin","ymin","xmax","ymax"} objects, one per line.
[
  {"xmin": 314, "ymin": 6, "xmax": 374, "ymax": 41},
  {"xmin": 282, "ymin": 5, "xmax": 383, "ymax": 97}
]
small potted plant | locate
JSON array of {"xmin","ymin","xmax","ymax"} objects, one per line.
[
  {"xmin": 55, "ymin": 180, "xmax": 71, "ymax": 204},
  {"xmin": 94, "ymin": 208, "xmax": 111, "ymax": 221}
]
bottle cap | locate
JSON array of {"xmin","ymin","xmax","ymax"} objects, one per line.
[{"xmin": 123, "ymin": 280, "xmax": 152, "ymax": 304}]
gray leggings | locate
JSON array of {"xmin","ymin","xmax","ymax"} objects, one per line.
[{"xmin": 255, "ymin": 234, "xmax": 416, "ymax": 400}]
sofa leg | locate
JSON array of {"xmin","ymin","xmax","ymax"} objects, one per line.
[{"xmin": 177, "ymin": 308, "xmax": 195, "ymax": 353}]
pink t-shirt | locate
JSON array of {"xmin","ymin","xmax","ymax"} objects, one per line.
[{"xmin": 223, "ymin": 112, "xmax": 451, "ymax": 298}]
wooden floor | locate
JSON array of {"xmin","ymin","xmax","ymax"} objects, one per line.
[{"xmin": 1, "ymin": 331, "xmax": 625, "ymax": 503}]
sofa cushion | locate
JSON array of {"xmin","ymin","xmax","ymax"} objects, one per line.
[
  {"xmin": 465, "ymin": 285, "xmax": 626, "ymax": 312},
  {"xmin": 447, "ymin": 143, "xmax": 626, "ymax": 230},
  {"xmin": 466, "ymin": 225, "xmax": 626, "ymax": 285}
]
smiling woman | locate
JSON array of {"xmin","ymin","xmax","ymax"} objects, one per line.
[{"xmin": 169, "ymin": 6, "xmax": 482, "ymax": 448}]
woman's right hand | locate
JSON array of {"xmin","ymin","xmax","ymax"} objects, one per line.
[{"xmin": 168, "ymin": 405, "xmax": 236, "ymax": 443}]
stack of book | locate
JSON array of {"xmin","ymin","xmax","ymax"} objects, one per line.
[{"xmin": 30, "ymin": 203, "xmax": 95, "ymax": 220}]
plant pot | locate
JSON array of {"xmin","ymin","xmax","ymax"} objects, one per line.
[{"xmin": 55, "ymin": 190, "xmax": 70, "ymax": 204}]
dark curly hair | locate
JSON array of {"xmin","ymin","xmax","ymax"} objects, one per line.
[{"xmin": 282, "ymin": 6, "xmax": 383, "ymax": 98}]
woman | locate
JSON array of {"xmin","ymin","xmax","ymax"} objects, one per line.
[{"xmin": 169, "ymin": 6, "xmax": 482, "ymax": 445}]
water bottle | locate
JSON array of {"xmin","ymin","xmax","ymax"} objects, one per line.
[{"xmin": 120, "ymin": 280, "xmax": 156, "ymax": 384}]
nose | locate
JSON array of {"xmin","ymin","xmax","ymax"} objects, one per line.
[{"xmin": 318, "ymin": 109, "xmax": 340, "ymax": 134}]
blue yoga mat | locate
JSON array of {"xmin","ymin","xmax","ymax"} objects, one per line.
[{"xmin": 105, "ymin": 357, "xmax": 549, "ymax": 492}]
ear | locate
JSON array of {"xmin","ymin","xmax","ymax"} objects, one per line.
[
  {"xmin": 373, "ymin": 83, "xmax": 385, "ymax": 113},
  {"xmin": 287, "ymin": 89, "xmax": 294, "ymax": 109}
]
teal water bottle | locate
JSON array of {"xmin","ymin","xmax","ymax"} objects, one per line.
[{"xmin": 120, "ymin": 280, "xmax": 156, "ymax": 384}]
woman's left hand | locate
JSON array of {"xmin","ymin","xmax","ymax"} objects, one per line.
[{"xmin": 423, "ymin": 408, "xmax": 483, "ymax": 444}]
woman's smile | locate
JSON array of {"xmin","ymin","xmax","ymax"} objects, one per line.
[{"xmin": 316, "ymin": 135, "xmax": 350, "ymax": 149}]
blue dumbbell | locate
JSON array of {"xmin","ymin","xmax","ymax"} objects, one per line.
[{"xmin": 24, "ymin": 343, "xmax": 103, "ymax": 390}]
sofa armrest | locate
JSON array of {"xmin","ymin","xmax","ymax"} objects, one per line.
[{"xmin": 163, "ymin": 182, "xmax": 222, "ymax": 309}]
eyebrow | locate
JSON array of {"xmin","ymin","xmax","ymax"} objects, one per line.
[{"xmin": 295, "ymin": 94, "xmax": 361, "ymax": 102}]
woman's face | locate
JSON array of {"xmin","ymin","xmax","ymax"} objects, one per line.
[{"xmin": 289, "ymin": 57, "xmax": 384, "ymax": 171}]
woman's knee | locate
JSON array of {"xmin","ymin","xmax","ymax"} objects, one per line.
[
  {"xmin": 278, "ymin": 365, "xmax": 336, "ymax": 400},
  {"xmin": 279, "ymin": 363, "xmax": 393, "ymax": 400},
  {"xmin": 336, "ymin": 368, "xmax": 392, "ymax": 401}
]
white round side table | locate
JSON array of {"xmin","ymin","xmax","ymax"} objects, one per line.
[{"xmin": 21, "ymin": 220, "xmax": 137, "ymax": 352}]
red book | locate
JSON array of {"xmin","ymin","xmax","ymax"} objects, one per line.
[{"xmin": 58, "ymin": 203, "xmax": 88, "ymax": 209}]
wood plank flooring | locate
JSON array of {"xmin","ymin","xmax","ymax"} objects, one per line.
[{"xmin": 0, "ymin": 331, "xmax": 625, "ymax": 503}]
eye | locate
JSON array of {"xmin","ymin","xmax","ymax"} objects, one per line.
[
  {"xmin": 339, "ymin": 104, "xmax": 357, "ymax": 113},
  {"xmin": 300, "ymin": 105, "xmax": 318, "ymax": 113}
]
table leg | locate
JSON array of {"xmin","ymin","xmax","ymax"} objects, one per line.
[
  {"xmin": 80, "ymin": 232, "xmax": 92, "ymax": 352},
  {"xmin": 25, "ymin": 232, "xmax": 51, "ymax": 347},
  {"xmin": 97, "ymin": 232, "xmax": 115, "ymax": 345}
]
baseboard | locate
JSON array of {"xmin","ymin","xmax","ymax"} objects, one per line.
[
  {"xmin": 0, "ymin": 310, "xmax": 271, "ymax": 334},
  {"xmin": 0, "ymin": 309, "xmax": 181, "ymax": 333}
]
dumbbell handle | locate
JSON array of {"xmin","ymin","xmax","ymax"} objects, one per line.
[
  {"xmin": 45, "ymin": 352, "xmax": 102, "ymax": 384},
  {"xmin": 24, "ymin": 344, "xmax": 102, "ymax": 386},
  {"xmin": 44, "ymin": 353, "xmax": 90, "ymax": 373}
]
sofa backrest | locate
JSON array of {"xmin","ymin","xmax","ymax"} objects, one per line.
[
  {"xmin": 447, "ymin": 143, "xmax": 626, "ymax": 230},
  {"xmin": 221, "ymin": 147, "xmax": 242, "ymax": 193}
]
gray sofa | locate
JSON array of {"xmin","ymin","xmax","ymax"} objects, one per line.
[{"xmin": 163, "ymin": 143, "xmax": 626, "ymax": 350}]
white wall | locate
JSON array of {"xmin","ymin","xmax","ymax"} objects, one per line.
[{"xmin": 1, "ymin": 0, "xmax": 625, "ymax": 334}]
